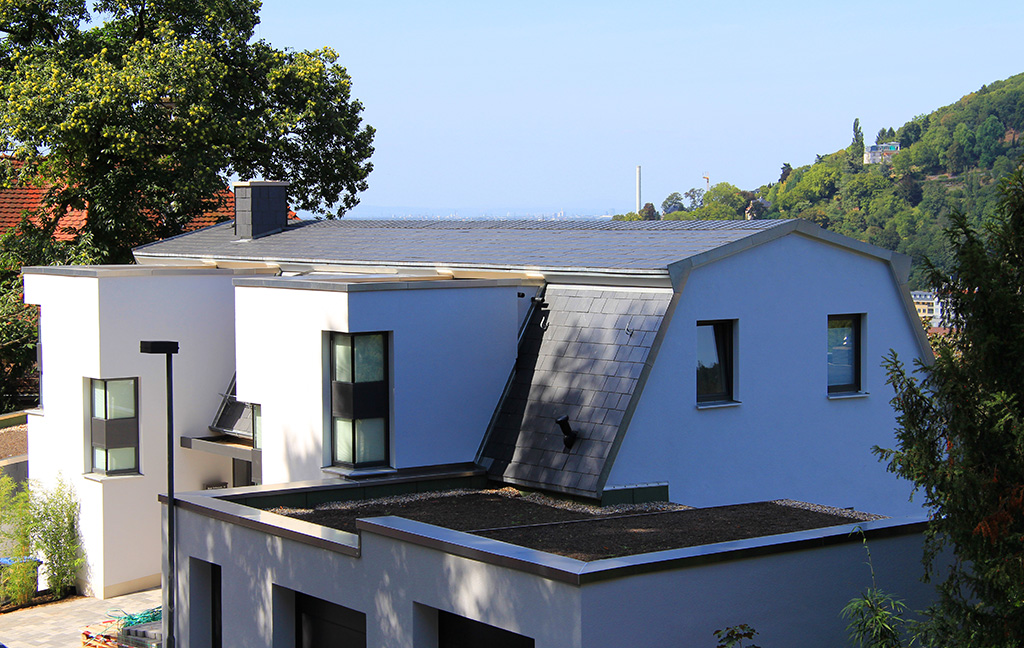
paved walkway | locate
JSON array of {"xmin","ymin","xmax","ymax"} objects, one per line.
[{"xmin": 0, "ymin": 588, "xmax": 162, "ymax": 648}]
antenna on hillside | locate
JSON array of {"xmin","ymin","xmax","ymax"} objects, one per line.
[
  {"xmin": 703, "ymin": 172, "xmax": 710, "ymax": 191},
  {"xmin": 636, "ymin": 165, "xmax": 641, "ymax": 214}
]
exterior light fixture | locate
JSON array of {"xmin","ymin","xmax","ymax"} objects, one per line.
[{"xmin": 141, "ymin": 340, "xmax": 179, "ymax": 648}]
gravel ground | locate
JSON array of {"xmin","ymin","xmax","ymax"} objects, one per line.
[
  {"xmin": 273, "ymin": 488, "xmax": 887, "ymax": 561},
  {"xmin": 0, "ymin": 423, "xmax": 27, "ymax": 460}
]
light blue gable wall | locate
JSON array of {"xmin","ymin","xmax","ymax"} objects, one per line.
[
  {"xmin": 606, "ymin": 234, "xmax": 926, "ymax": 517},
  {"xmin": 348, "ymin": 285, "xmax": 521, "ymax": 469}
]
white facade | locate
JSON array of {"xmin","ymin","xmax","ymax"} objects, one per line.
[
  {"xmin": 23, "ymin": 266, "xmax": 268, "ymax": 598},
  {"xmin": 170, "ymin": 487, "xmax": 935, "ymax": 648},
  {"xmin": 232, "ymin": 277, "xmax": 530, "ymax": 484},
  {"xmin": 606, "ymin": 233, "xmax": 926, "ymax": 517}
]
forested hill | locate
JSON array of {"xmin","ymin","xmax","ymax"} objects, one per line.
[{"xmin": 656, "ymin": 71, "xmax": 1024, "ymax": 288}]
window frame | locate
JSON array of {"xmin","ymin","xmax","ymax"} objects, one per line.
[
  {"xmin": 328, "ymin": 332, "xmax": 390, "ymax": 468},
  {"xmin": 827, "ymin": 314, "xmax": 863, "ymax": 394},
  {"xmin": 89, "ymin": 377, "xmax": 140, "ymax": 475},
  {"xmin": 696, "ymin": 320, "xmax": 735, "ymax": 404}
]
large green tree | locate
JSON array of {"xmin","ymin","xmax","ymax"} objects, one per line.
[
  {"xmin": 0, "ymin": 0, "xmax": 374, "ymax": 261},
  {"xmin": 877, "ymin": 161, "xmax": 1024, "ymax": 645}
]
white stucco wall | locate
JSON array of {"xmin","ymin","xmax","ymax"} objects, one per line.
[
  {"xmin": 233, "ymin": 280, "xmax": 522, "ymax": 484},
  {"xmin": 579, "ymin": 530, "xmax": 933, "ymax": 647},
  {"xmin": 172, "ymin": 506, "xmax": 582, "ymax": 648},
  {"xmin": 170, "ymin": 495, "xmax": 934, "ymax": 648},
  {"xmin": 24, "ymin": 269, "xmax": 242, "ymax": 597},
  {"xmin": 606, "ymin": 234, "xmax": 927, "ymax": 517}
]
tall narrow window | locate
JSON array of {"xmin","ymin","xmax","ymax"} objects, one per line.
[
  {"xmin": 696, "ymin": 321, "xmax": 733, "ymax": 403},
  {"xmin": 90, "ymin": 378, "xmax": 139, "ymax": 474},
  {"xmin": 828, "ymin": 314, "xmax": 862, "ymax": 393},
  {"xmin": 330, "ymin": 333, "xmax": 389, "ymax": 467}
]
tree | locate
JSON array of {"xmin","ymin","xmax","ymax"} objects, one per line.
[
  {"xmin": 0, "ymin": 0, "xmax": 374, "ymax": 261},
  {"xmin": 661, "ymin": 192, "xmax": 684, "ymax": 215},
  {"xmin": 779, "ymin": 162, "xmax": 793, "ymax": 184},
  {"xmin": 683, "ymin": 187, "xmax": 705, "ymax": 211},
  {"xmin": 876, "ymin": 161, "xmax": 1024, "ymax": 646}
]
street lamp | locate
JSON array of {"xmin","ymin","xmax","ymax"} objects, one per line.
[{"xmin": 141, "ymin": 340, "xmax": 179, "ymax": 648}]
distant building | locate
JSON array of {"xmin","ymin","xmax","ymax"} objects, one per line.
[
  {"xmin": 864, "ymin": 142, "xmax": 901, "ymax": 165},
  {"xmin": 911, "ymin": 290, "xmax": 943, "ymax": 328}
]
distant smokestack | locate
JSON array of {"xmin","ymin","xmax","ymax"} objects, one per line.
[{"xmin": 635, "ymin": 166, "xmax": 641, "ymax": 214}]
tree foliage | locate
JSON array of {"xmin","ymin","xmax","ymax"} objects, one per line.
[
  {"xmin": 0, "ymin": 0, "xmax": 374, "ymax": 261},
  {"xmin": 875, "ymin": 162, "xmax": 1024, "ymax": 646},
  {"xmin": 0, "ymin": 218, "xmax": 98, "ymax": 413}
]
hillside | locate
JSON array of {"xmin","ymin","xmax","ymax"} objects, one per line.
[{"xmin": 656, "ymin": 72, "xmax": 1024, "ymax": 288}]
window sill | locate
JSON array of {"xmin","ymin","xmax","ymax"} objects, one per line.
[
  {"xmin": 827, "ymin": 392, "xmax": 869, "ymax": 400},
  {"xmin": 322, "ymin": 465, "xmax": 397, "ymax": 479},
  {"xmin": 696, "ymin": 400, "xmax": 741, "ymax": 410},
  {"xmin": 83, "ymin": 472, "xmax": 144, "ymax": 483}
]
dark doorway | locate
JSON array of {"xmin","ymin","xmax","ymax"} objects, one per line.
[
  {"xmin": 231, "ymin": 458, "xmax": 252, "ymax": 487},
  {"xmin": 438, "ymin": 610, "xmax": 535, "ymax": 648},
  {"xmin": 295, "ymin": 592, "xmax": 366, "ymax": 648}
]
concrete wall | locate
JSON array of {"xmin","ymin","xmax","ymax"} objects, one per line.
[
  {"xmin": 233, "ymin": 281, "xmax": 522, "ymax": 484},
  {"xmin": 606, "ymin": 234, "xmax": 927, "ymax": 518},
  {"xmin": 580, "ymin": 530, "xmax": 933, "ymax": 647},
  {"xmin": 170, "ymin": 494, "xmax": 934, "ymax": 648},
  {"xmin": 24, "ymin": 269, "xmax": 241, "ymax": 597},
  {"xmin": 172, "ymin": 505, "xmax": 582, "ymax": 648}
]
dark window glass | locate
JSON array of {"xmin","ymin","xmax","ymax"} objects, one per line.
[
  {"xmin": 90, "ymin": 378, "xmax": 139, "ymax": 474},
  {"xmin": 828, "ymin": 315, "xmax": 862, "ymax": 393},
  {"xmin": 330, "ymin": 332, "xmax": 389, "ymax": 467},
  {"xmin": 697, "ymin": 321, "xmax": 733, "ymax": 403},
  {"xmin": 295, "ymin": 592, "xmax": 366, "ymax": 648},
  {"xmin": 438, "ymin": 610, "xmax": 535, "ymax": 648}
]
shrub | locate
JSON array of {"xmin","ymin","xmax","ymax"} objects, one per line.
[
  {"xmin": 0, "ymin": 469, "xmax": 35, "ymax": 606},
  {"xmin": 32, "ymin": 475, "xmax": 84, "ymax": 599}
]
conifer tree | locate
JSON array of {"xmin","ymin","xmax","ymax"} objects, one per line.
[{"xmin": 877, "ymin": 161, "xmax": 1024, "ymax": 646}]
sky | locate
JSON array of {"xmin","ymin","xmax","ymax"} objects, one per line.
[{"xmin": 253, "ymin": 1, "xmax": 1024, "ymax": 218}]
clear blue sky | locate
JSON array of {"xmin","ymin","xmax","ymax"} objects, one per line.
[{"xmin": 255, "ymin": 1, "xmax": 1024, "ymax": 218}]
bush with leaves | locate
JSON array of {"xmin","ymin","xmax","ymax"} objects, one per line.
[
  {"xmin": 0, "ymin": 469, "xmax": 35, "ymax": 606},
  {"xmin": 875, "ymin": 160, "xmax": 1024, "ymax": 645},
  {"xmin": 31, "ymin": 475, "xmax": 84, "ymax": 599},
  {"xmin": 713, "ymin": 624, "xmax": 761, "ymax": 648},
  {"xmin": 841, "ymin": 532, "xmax": 911, "ymax": 648}
]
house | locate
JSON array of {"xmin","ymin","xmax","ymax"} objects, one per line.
[
  {"xmin": 0, "ymin": 180, "xmax": 236, "ymax": 240},
  {"xmin": 23, "ymin": 182, "xmax": 933, "ymax": 642},
  {"xmin": 911, "ymin": 289, "xmax": 944, "ymax": 329},
  {"xmin": 863, "ymin": 141, "xmax": 901, "ymax": 165}
]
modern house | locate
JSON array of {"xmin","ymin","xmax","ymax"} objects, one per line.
[
  {"xmin": 23, "ymin": 182, "xmax": 933, "ymax": 644},
  {"xmin": 863, "ymin": 141, "xmax": 901, "ymax": 165}
]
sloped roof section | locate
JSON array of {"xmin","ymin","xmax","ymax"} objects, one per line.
[
  {"xmin": 134, "ymin": 219, "xmax": 792, "ymax": 274},
  {"xmin": 481, "ymin": 285, "xmax": 672, "ymax": 498},
  {"xmin": 0, "ymin": 184, "xmax": 235, "ymax": 240}
]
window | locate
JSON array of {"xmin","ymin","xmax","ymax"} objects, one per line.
[
  {"xmin": 828, "ymin": 314, "xmax": 862, "ymax": 393},
  {"xmin": 696, "ymin": 320, "xmax": 733, "ymax": 403},
  {"xmin": 90, "ymin": 378, "xmax": 139, "ymax": 474},
  {"xmin": 329, "ymin": 333, "xmax": 389, "ymax": 467}
]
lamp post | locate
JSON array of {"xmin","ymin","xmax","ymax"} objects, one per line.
[{"xmin": 141, "ymin": 340, "xmax": 179, "ymax": 648}]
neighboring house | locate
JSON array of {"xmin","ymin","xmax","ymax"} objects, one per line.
[
  {"xmin": 863, "ymin": 141, "xmax": 901, "ymax": 165},
  {"xmin": 911, "ymin": 289, "xmax": 944, "ymax": 329},
  {"xmin": 0, "ymin": 182, "xmax": 236, "ymax": 240},
  {"xmin": 23, "ymin": 181, "xmax": 932, "ymax": 643}
]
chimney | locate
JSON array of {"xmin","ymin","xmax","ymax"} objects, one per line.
[{"xmin": 233, "ymin": 180, "xmax": 290, "ymax": 240}]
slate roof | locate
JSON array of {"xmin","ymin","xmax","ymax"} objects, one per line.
[
  {"xmin": 481, "ymin": 285, "xmax": 672, "ymax": 498},
  {"xmin": 134, "ymin": 219, "xmax": 792, "ymax": 274}
]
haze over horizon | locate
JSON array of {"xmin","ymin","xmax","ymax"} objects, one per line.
[{"xmin": 255, "ymin": 1, "xmax": 1024, "ymax": 218}]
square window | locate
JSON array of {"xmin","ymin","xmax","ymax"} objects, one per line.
[
  {"xmin": 828, "ymin": 315, "xmax": 862, "ymax": 393},
  {"xmin": 697, "ymin": 321, "xmax": 733, "ymax": 403}
]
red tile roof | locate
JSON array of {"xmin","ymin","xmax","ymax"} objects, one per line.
[{"xmin": 0, "ymin": 184, "xmax": 235, "ymax": 241}]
